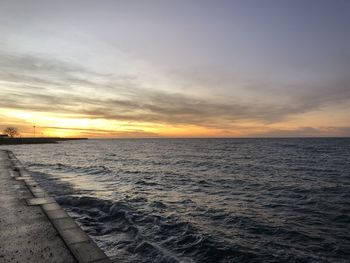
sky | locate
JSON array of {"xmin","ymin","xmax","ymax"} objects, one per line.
[{"xmin": 0, "ymin": 0, "xmax": 349, "ymax": 138}]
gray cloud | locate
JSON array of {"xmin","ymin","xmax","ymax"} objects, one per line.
[{"xmin": 1, "ymin": 51, "xmax": 350, "ymax": 131}]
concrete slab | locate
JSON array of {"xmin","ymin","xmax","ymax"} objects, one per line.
[
  {"xmin": 28, "ymin": 185, "xmax": 46, "ymax": 194},
  {"xmin": 26, "ymin": 197, "xmax": 56, "ymax": 205},
  {"xmin": 45, "ymin": 208, "xmax": 70, "ymax": 219},
  {"xmin": 28, "ymin": 184, "xmax": 44, "ymax": 190},
  {"xmin": 60, "ymin": 227, "xmax": 91, "ymax": 245},
  {"xmin": 41, "ymin": 202, "xmax": 62, "ymax": 211},
  {"xmin": 33, "ymin": 191, "xmax": 52, "ymax": 198},
  {"xmin": 17, "ymin": 167, "xmax": 32, "ymax": 177},
  {"xmin": 0, "ymin": 150, "xmax": 76, "ymax": 263},
  {"xmin": 25, "ymin": 180, "xmax": 39, "ymax": 186},
  {"xmin": 32, "ymin": 192, "xmax": 47, "ymax": 197},
  {"xmin": 0, "ymin": 150, "xmax": 111, "ymax": 263},
  {"xmin": 52, "ymin": 217, "xmax": 79, "ymax": 231}
]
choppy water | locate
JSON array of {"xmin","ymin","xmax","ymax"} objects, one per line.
[{"xmin": 2, "ymin": 138, "xmax": 350, "ymax": 262}]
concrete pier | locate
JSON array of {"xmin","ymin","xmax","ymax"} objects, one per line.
[{"xmin": 0, "ymin": 150, "xmax": 110, "ymax": 263}]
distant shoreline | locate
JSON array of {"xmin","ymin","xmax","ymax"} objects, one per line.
[{"xmin": 0, "ymin": 137, "xmax": 88, "ymax": 145}]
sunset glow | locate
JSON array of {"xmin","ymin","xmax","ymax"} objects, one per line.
[{"xmin": 1, "ymin": 1, "xmax": 349, "ymax": 138}]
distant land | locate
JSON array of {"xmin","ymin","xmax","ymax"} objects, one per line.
[{"xmin": 0, "ymin": 137, "xmax": 88, "ymax": 145}]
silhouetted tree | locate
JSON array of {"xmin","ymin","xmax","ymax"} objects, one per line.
[{"xmin": 3, "ymin": 127, "xmax": 19, "ymax": 138}]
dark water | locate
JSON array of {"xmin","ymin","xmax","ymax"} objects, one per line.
[{"xmin": 2, "ymin": 138, "xmax": 350, "ymax": 262}]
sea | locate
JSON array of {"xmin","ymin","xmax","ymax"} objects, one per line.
[{"xmin": 1, "ymin": 138, "xmax": 350, "ymax": 263}]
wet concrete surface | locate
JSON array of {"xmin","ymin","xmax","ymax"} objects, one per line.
[{"xmin": 0, "ymin": 150, "xmax": 77, "ymax": 262}]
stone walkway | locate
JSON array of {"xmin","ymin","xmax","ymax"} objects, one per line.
[{"xmin": 0, "ymin": 150, "xmax": 110, "ymax": 263}]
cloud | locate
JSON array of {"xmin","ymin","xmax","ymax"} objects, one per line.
[
  {"xmin": 1, "ymin": 51, "xmax": 350, "ymax": 132},
  {"xmin": 0, "ymin": 52, "xmax": 103, "ymax": 90},
  {"xmin": 40, "ymin": 126, "xmax": 160, "ymax": 138}
]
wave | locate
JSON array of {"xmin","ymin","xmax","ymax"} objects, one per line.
[
  {"xmin": 27, "ymin": 162, "xmax": 114, "ymax": 176},
  {"xmin": 56, "ymin": 195, "xmax": 264, "ymax": 263}
]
